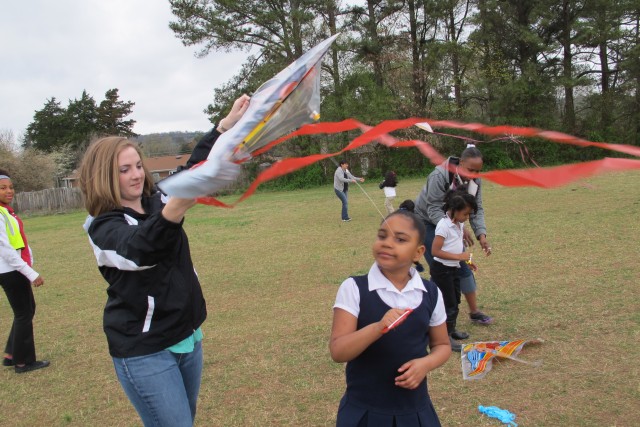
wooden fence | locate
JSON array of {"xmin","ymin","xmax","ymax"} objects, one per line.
[{"xmin": 14, "ymin": 187, "xmax": 84, "ymax": 214}]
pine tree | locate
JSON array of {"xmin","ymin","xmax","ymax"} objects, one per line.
[{"xmin": 97, "ymin": 89, "xmax": 136, "ymax": 137}]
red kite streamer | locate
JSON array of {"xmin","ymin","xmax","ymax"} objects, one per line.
[{"xmin": 197, "ymin": 118, "xmax": 640, "ymax": 208}]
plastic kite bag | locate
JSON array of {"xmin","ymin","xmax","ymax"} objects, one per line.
[
  {"xmin": 461, "ymin": 339, "xmax": 543, "ymax": 380},
  {"xmin": 158, "ymin": 34, "xmax": 339, "ymax": 199}
]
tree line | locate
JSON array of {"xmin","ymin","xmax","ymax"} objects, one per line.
[
  {"xmin": 169, "ymin": 0, "xmax": 639, "ymax": 179},
  {"xmin": 0, "ymin": 89, "xmax": 136, "ymax": 191},
  {"xmin": 6, "ymin": 1, "xmax": 639, "ymax": 192},
  {"xmin": 24, "ymin": 88, "xmax": 136, "ymax": 158}
]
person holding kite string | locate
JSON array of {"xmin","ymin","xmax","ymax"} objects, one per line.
[
  {"xmin": 334, "ymin": 160, "xmax": 364, "ymax": 222},
  {"xmin": 0, "ymin": 169, "xmax": 49, "ymax": 373},
  {"xmin": 330, "ymin": 203, "xmax": 450, "ymax": 426},
  {"xmin": 414, "ymin": 145, "xmax": 494, "ymax": 338},
  {"xmin": 78, "ymin": 95, "xmax": 249, "ymax": 427}
]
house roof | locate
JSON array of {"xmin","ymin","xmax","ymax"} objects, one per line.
[
  {"xmin": 145, "ymin": 154, "xmax": 188, "ymax": 173},
  {"xmin": 63, "ymin": 154, "xmax": 189, "ymax": 181}
]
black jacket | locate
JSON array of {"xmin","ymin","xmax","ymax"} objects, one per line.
[
  {"xmin": 175, "ymin": 127, "xmax": 222, "ymax": 172},
  {"xmin": 378, "ymin": 173, "xmax": 397, "ymax": 189},
  {"xmin": 86, "ymin": 192, "xmax": 206, "ymax": 358}
]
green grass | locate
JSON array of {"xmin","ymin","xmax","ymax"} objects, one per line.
[{"xmin": 1, "ymin": 172, "xmax": 639, "ymax": 426}]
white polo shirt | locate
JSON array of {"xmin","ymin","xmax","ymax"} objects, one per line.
[
  {"xmin": 433, "ymin": 215, "xmax": 464, "ymax": 267},
  {"xmin": 333, "ymin": 263, "xmax": 446, "ymax": 327},
  {"xmin": 383, "ymin": 186, "xmax": 396, "ymax": 198}
]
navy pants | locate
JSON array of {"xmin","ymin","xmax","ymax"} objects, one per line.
[
  {"xmin": 423, "ymin": 221, "xmax": 477, "ymax": 294},
  {"xmin": 429, "ymin": 261, "xmax": 461, "ymax": 333}
]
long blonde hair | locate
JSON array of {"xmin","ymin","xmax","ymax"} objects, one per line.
[{"xmin": 78, "ymin": 137, "xmax": 154, "ymax": 217}]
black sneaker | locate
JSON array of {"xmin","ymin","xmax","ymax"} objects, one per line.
[
  {"xmin": 15, "ymin": 360, "xmax": 50, "ymax": 374},
  {"xmin": 451, "ymin": 330, "xmax": 469, "ymax": 340},
  {"xmin": 449, "ymin": 336, "xmax": 462, "ymax": 352},
  {"xmin": 3, "ymin": 358, "xmax": 13, "ymax": 367}
]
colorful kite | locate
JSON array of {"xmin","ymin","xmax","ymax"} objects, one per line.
[
  {"xmin": 461, "ymin": 339, "xmax": 543, "ymax": 380},
  {"xmin": 157, "ymin": 34, "xmax": 340, "ymax": 199}
]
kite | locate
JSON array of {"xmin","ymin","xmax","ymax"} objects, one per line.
[
  {"xmin": 461, "ymin": 339, "xmax": 543, "ymax": 380},
  {"xmin": 157, "ymin": 34, "xmax": 339, "ymax": 199}
]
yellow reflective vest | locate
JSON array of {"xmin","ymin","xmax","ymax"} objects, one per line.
[{"xmin": 0, "ymin": 206, "xmax": 25, "ymax": 250}]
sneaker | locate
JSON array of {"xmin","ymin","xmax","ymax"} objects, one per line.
[
  {"xmin": 449, "ymin": 336, "xmax": 462, "ymax": 352},
  {"xmin": 3, "ymin": 357, "xmax": 14, "ymax": 367},
  {"xmin": 342, "ymin": 218, "xmax": 352, "ymax": 222},
  {"xmin": 470, "ymin": 311, "xmax": 494, "ymax": 325},
  {"xmin": 15, "ymin": 360, "xmax": 50, "ymax": 374},
  {"xmin": 451, "ymin": 330, "xmax": 469, "ymax": 340}
]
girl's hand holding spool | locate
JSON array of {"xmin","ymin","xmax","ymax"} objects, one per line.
[{"xmin": 379, "ymin": 308, "xmax": 412, "ymax": 334}]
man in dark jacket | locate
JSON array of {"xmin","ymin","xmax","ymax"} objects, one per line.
[{"xmin": 414, "ymin": 146, "xmax": 494, "ymax": 351}]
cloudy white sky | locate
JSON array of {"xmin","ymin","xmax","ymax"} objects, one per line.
[{"xmin": 1, "ymin": 1, "xmax": 248, "ymax": 140}]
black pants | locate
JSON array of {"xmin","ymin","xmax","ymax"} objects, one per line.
[
  {"xmin": 429, "ymin": 260, "xmax": 461, "ymax": 334},
  {"xmin": 0, "ymin": 270, "xmax": 37, "ymax": 364}
]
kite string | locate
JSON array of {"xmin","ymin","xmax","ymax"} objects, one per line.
[
  {"xmin": 484, "ymin": 348, "xmax": 543, "ymax": 366},
  {"xmin": 350, "ymin": 171, "xmax": 388, "ymax": 222},
  {"xmin": 327, "ymin": 157, "xmax": 388, "ymax": 222}
]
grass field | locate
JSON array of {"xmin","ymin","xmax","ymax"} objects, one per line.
[{"xmin": 1, "ymin": 171, "xmax": 639, "ymax": 426}]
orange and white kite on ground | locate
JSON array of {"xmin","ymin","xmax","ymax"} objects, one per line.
[{"xmin": 461, "ymin": 339, "xmax": 543, "ymax": 380}]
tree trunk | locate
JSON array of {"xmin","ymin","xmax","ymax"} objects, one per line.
[
  {"xmin": 291, "ymin": 0, "xmax": 303, "ymax": 57},
  {"xmin": 561, "ymin": 0, "xmax": 576, "ymax": 132},
  {"xmin": 599, "ymin": 41, "xmax": 612, "ymax": 130},
  {"xmin": 366, "ymin": 0, "xmax": 384, "ymax": 87},
  {"xmin": 477, "ymin": 0, "xmax": 495, "ymax": 121},
  {"xmin": 326, "ymin": 0, "xmax": 343, "ymax": 111},
  {"xmin": 448, "ymin": 4, "xmax": 463, "ymax": 116},
  {"xmin": 408, "ymin": 0, "xmax": 423, "ymax": 111}
]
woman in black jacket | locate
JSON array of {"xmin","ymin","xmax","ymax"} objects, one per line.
[{"xmin": 78, "ymin": 95, "xmax": 249, "ymax": 427}]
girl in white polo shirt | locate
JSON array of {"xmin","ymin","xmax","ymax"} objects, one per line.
[{"xmin": 430, "ymin": 187, "xmax": 478, "ymax": 352}]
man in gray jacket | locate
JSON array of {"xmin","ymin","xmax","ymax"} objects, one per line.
[
  {"xmin": 334, "ymin": 160, "xmax": 364, "ymax": 221},
  {"xmin": 414, "ymin": 146, "xmax": 493, "ymax": 350}
]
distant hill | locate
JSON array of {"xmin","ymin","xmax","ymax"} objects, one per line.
[{"xmin": 134, "ymin": 131, "xmax": 208, "ymax": 157}]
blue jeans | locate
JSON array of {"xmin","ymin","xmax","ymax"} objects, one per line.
[
  {"xmin": 423, "ymin": 221, "xmax": 476, "ymax": 293},
  {"xmin": 112, "ymin": 340, "xmax": 203, "ymax": 427},
  {"xmin": 334, "ymin": 189, "xmax": 349, "ymax": 220}
]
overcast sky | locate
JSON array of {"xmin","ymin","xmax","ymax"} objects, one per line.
[{"xmin": 1, "ymin": 1, "xmax": 248, "ymax": 141}]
